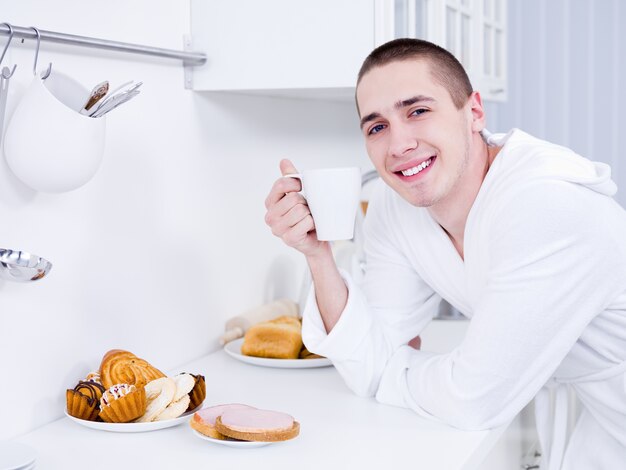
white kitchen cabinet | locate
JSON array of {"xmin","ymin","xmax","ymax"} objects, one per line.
[{"xmin": 190, "ymin": 0, "xmax": 507, "ymax": 101}]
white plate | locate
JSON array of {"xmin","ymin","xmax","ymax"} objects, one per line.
[
  {"xmin": 224, "ymin": 338, "xmax": 332, "ymax": 369},
  {"xmin": 192, "ymin": 429, "xmax": 271, "ymax": 448},
  {"xmin": 65, "ymin": 406, "xmax": 198, "ymax": 433},
  {"xmin": 0, "ymin": 441, "xmax": 37, "ymax": 470}
]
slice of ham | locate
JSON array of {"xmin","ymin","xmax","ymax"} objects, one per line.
[
  {"xmin": 219, "ymin": 408, "xmax": 294, "ymax": 432},
  {"xmin": 195, "ymin": 403, "xmax": 256, "ymax": 425}
]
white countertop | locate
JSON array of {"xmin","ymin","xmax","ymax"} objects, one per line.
[{"xmin": 14, "ymin": 349, "xmax": 508, "ymax": 469}]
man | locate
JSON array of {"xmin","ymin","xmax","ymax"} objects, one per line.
[{"xmin": 264, "ymin": 39, "xmax": 626, "ymax": 469}]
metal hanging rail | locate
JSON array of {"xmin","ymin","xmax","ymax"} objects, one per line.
[{"xmin": 0, "ymin": 23, "xmax": 206, "ymax": 66}]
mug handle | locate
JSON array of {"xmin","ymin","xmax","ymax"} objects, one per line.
[{"xmin": 283, "ymin": 173, "xmax": 305, "ymax": 196}]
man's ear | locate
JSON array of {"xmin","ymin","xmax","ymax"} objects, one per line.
[{"xmin": 468, "ymin": 91, "xmax": 486, "ymax": 132}]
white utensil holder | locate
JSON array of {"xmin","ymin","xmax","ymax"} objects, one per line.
[{"xmin": 3, "ymin": 71, "xmax": 106, "ymax": 193}]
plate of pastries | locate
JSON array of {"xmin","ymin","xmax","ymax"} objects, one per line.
[
  {"xmin": 224, "ymin": 315, "xmax": 332, "ymax": 368},
  {"xmin": 190, "ymin": 403, "xmax": 300, "ymax": 447},
  {"xmin": 65, "ymin": 349, "xmax": 206, "ymax": 432}
]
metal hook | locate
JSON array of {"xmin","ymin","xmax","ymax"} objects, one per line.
[
  {"xmin": 30, "ymin": 26, "xmax": 52, "ymax": 79},
  {"xmin": 0, "ymin": 23, "xmax": 17, "ymax": 78}
]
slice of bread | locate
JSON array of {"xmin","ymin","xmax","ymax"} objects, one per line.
[
  {"xmin": 214, "ymin": 408, "xmax": 300, "ymax": 442},
  {"xmin": 190, "ymin": 404, "xmax": 256, "ymax": 439}
]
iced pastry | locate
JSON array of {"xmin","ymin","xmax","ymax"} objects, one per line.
[
  {"xmin": 84, "ymin": 371, "xmax": 102, "ymax": 384},
  {"xmin": 99, "ymin": 384, "xmax": 146, "ymax": 423}
]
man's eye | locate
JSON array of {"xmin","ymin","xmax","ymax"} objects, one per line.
[
  {"xmin": 411, "ymin": 108, "xmax": 428, "ymax": 116},
  {"xmin": 368, "ymin": 124, "xmax": 386, "ymax": 135}
]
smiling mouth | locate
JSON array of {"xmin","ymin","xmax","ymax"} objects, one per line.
[{"xmin": 398, "ymin": 157, "xmax": 435, "ymax": 177}]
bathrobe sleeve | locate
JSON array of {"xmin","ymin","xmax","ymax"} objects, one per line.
[{"xmin": 303, "ymin": 178, "xmax": 626, "ymax": 430}]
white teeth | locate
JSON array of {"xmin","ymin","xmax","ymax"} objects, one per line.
[{"xmin": 401, "ymin": 158, "xmax": 432, "ymax": 176}]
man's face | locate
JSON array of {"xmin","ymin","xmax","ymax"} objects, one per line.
[{"xmin": 356, "ymin": 59, "xmax": 476, "ymax": 208}]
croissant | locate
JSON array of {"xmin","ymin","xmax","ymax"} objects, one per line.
[{"xmin": 99, "ymin": 349, "xmax": 165, "ymax": 389}]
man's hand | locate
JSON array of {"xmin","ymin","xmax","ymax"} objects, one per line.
[
  {"xmin": 264, "ymin": 159, "xmax": 327, "ymax": 257},
  {"xmin": 265, "ymin": 159, "xmax": 347, "ymax": 333}
]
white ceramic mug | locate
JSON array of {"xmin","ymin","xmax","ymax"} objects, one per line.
[
  {"xmin": 3, "ymin": 71, "xmax": 106, "ymax": 193},
  {"xmin": 285, "ymin": 167, "xmax": 361, "ymax": 241}
]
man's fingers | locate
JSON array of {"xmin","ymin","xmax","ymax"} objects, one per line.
[
  {"xmin": 280, "ymin": 158, "xmax": 298, "ymax": 176},
  {"xmin": 264, "ymin": 177, "xmax": 303, "ymax": 209}
]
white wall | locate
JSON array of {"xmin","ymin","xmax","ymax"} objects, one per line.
[
  {"xmin": 486, "ymin": 0, "xmax": 626, "ymax": 206},
  {"xmin": 0, "ymin": 0, "xmax": 370, "ymax": 439}
]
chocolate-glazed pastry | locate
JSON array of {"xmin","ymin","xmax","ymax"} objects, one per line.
[
  {"xmin": 74, "ymin": 381, "xmax": 106, "ymax": 405},
  {"xmin": 66, "ymin": 380, "xmax": 106, "ymax": 421},
  {"xmin": 186, "ymin": 373, "xmax": 206, "ymax": 411}
]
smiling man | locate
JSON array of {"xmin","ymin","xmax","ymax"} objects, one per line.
[{"xmin": 264, "ymin": 39, "xmax": 626, "ymax": 470}]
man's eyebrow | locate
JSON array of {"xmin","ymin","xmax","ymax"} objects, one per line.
[
  {"xmin": 359, "ymin": 112, "xmax": 381, "ymax": 130},
  {"xmin": 395, "ymin": 95, "xmax": 435, "ymax": 109},
  {"xmin": 359, "ymin": 95, "xmax": 436, "ymax": 130}
]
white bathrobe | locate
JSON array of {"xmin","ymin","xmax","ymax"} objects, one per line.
[{"xmin": 302, "ymin": 129, "xmax": 626, "ymax": 469}]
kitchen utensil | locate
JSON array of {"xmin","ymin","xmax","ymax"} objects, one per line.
[
  {"xmin": 80, "ymin": 80, "xmax": 109, "ymax": 115},
  {"xmin": 81, "ymin": 79, "xmax": 133, "ymax": 116},
  {"xmin": 90, "ymin": 89, "xmax": 140, "ymax": 118},
  {"xmin": 0, "ymin": 248, "xmax": 52, "ymax": 282},
  {"xmin": 101, "ymin": 80, "xmax": 134, "ymax": 99},
  {"xmin": 89, "ymin": 80, "xmax": 142, "ymax": 118}
]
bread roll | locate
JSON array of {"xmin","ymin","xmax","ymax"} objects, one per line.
[{"xmin": 241, "ymin": 316, "xmax": 303, "ymax": 359}]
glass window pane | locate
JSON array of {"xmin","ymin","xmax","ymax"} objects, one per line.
[
  {"xmin": 494, "ymin": 0, "xmax": 501, "ymax": 22},
  {"xmin": 484, "ymin": 24, "xmax": 492, "ymax": 75},
  {"xmin": 446, "ymin": 7, "xmax": 457, "ymax": 55},
  {"xmin": 484, "ymin": 0, "xmax": 492, "ymax": 19},
  {"xmin": 395, "ymin": 0, "xmax": 408, "ymax": 38},
  {"xmin": 495, "ymin": 28, "xmax": 502, "ymax": 77},
  {"xmin": 414, "ymin": 0, "xmax": 427, "ymax": 38},
  {"xmin": 461, "ymin": 14, "xmax": 470, "ymax": 68}
]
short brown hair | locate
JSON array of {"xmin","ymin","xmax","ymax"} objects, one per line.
[{"xmin": 357, "ymin": 38, "xmax": 473, "ymax": 109}]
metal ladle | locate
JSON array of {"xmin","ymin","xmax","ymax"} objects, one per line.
[{"xmin": 0, "ymin": 248, "xmax": 52, "ymax": 282}]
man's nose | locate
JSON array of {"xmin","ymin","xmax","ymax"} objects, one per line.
[{"xmin": 388, "ymin": 122, "xmax": 418, "ymax": 158}]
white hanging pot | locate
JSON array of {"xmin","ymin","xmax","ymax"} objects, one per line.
[{"xmin": 3, "ymin": 70, "xmax": 106, "ymax": 193}]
